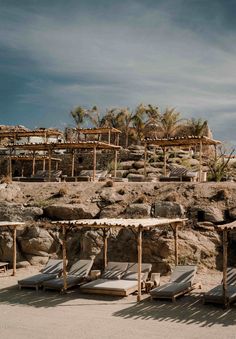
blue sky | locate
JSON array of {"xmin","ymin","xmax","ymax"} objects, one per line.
[{"xmin": 0, "ymin": 0, "xmax": 236, "ymax": 147}]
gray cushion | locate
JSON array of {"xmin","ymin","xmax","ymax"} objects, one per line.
[
  {"xmin": 150, "ymin": 281, "xmax": 191, "ymax": 298},
  {"xmin": 123, "ymin": 271, "xmax": 146, "ymax": 281},
  {"xmin": 101, "ymin": 270, "xmax": 122, "ymax": 280},
  {"xmin": 18, "ymin": 273, "xmax": 58, "ymax": 286},
  {"xmin": 170, "ymin": 265, "xmax": 196, "ymax": 284}
]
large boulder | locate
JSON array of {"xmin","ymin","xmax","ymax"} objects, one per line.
[
  {"xmin": 125, "ymin": 203, "xmax": 151, "ymax": 217},
  {"xmin": 229, "ymin": 207, "xmax": 236, "ymax": 220},
  {"xmin": 19, "ymin": 226, "xmax": 56, "ymax": 256},
  {"xmin": 0, "ymin": 232, "xmax": 23, "ymax": 262},
  {"xmin": 44, "ymin": 203, "xmax": 100, "ymax": 220},
  {"xmin": 0, "ymin": 183, "xmax": 22, "ymax": 202},
  {"xmin": 0, "ymin": 202, "xmax": 43, "ymax": 221},
  {"xmin": 192, "ymin": 206, "xmax": 224, "ymax": 223},
  {"xmin": 154, "ymin": 201, "xmax": 185, "ymax": 218},
  {"xmin": 100, "ymin": 189, "xmax": 124, "ymax": 204},
  {"xmin": 119, "ymin": 161, "xmax": 134, "ymax": 170},
  {"xmin": 100, "ymin": 204, "xmax": 126, "ymax": 218}
]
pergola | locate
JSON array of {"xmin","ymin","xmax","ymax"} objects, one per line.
[
  {"xmin": 215, "ymin": 221, "xmax": 236, "ymax": 308},
  {"xmin": 6, "ymin": 141, "xmax": 120, "ymax": 181},
  {"xmin": 51, "ymin": 217, "xmax": 187, "ymax": 302},
  {"xmin": 8, "ymin": 155, "xmax": 62, "ymax": 177},
  {"xmin": 77, "ymin": 127, "xmax": 121, "ymax": 145},
  {"xmin": 143, "ymin": 136, "xmax": 221, "ymax": 181},
  {"xmin": 0, "ymin": 129, "xmax": 63, "ymax": 143},
  {"xmin": 0, "ymin": 221, "xmax": 25, "ymax": 276}
]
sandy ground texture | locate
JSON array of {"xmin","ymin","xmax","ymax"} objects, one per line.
[{"xmin": 0, "ymin": 267, "xmax": 235, "ymax": 339}]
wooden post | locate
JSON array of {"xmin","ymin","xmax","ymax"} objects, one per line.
[
  {"xmin": 9, "ymin": 149, "xmax": 13, "ymax": 180},
  {"xmin": 108, "ymin": 130, "xmax": 111, "ymax": 144},
  {"xmin": 55, "ymin": 161, "xmax": 59, "ymax": 170},
  {"xmin": 103, "ymin": 229, "xmax": 108, "ymax": 271},
  {"xmin": 71, "ymin": 150, "xmax": 75, "ymax": 177},
  {"xmin": 137, "ymin": 226, "xmax": 143, "ymax": 302},
  {"xmin": 48, "ymin": 148, "xmax": 52, "ymax": 181},
  {"xmin": 32, "ymin": 151, "xmax": 36, "ymax": 175},
  {"xmin": 222, "ymin": 230, "xmax": 228, "ymax": 308},
  {"xmin": 93, "ymin": 145, "xmax": 97, "ymax": 181},
  {"xmin": 199, "ymin": 141, "xmax": 203, "ymax": 182},
  {"xmin": 174, "ymin": 224, "xmax": 179, "ymax": 266},
  {"xmin": 62, "ymin": 224, "xmax": 67, "ymax": 292},
  {"xmin": 42, "ymin": 158, "xmax": 46, "ymax": 171},
  {"xmin": 114, "ymin": 150, "xmax": 118, "ymax": 178},
  {"xmin": 12, "ymin": 225, "xmax": 17, "ymax": 276},
  {"xmin": 117, "ymin": 133, "xmax": 120, "ymax": 146},
  {"xmin": 163, "ymin": 147, "xmax": 167, "ymax": 176},
  {"xmin": 144, "ymin": 143, "xmax": 147, "ymax": 177}
]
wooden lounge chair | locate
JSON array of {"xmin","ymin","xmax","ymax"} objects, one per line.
[
  {"xmin": 150, "ymin": 265, "xmax": 197, "ymax": 302},
  {"xmin": 42, "ymin": 259, "xmax": 94, "ymax": 291},
  {"xmin": 203, "ymin": 267, "xmax": 236, "ymax": 306},
  {"xmin": 80, "ymin": 262, "xmax": 152, "ymax": 297},
  {"xmin": 159, "ymin": 166, "xmax": 198, "ymax": 182},
  {"xmin": 18, "ymin": 259, "xmax": 63, "ymax": 291}
]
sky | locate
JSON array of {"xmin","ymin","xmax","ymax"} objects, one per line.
[{"xmin": 0, "ymin": 0, "xmax": 236, "ymax": 148}]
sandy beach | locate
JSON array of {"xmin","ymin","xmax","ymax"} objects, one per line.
[{"xmin": 0, "ymin": 267, "xmax": 235, "ymax": 339}]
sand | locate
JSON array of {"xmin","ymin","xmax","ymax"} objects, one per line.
[{"xmin": 0, "ymin": 268, "xmax": 235, "ymax": 339}]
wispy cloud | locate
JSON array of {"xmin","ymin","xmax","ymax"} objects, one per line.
[{"xmin": 0, "ymin": 0, "xmax": 235, "ymax": 146}]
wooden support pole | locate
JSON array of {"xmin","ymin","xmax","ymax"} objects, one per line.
[
  {"xmin": 163, "ymin": 147, "xmax": 167, "ymax": 176},
  {"xmin": 48, "ymin": 148, "xmax": 52, "ymax": 181},
  {"xmin": 55, "ymin": 161, "xmax": 59, "ymax": 170},
  {"xmin": 222, "ymin": 230, "xmax": 228, "ymax": 308},
  {"xmin": 71, "ymin": 150, "xmax": 75, "ymax": 177},
  {"xmin": 32, "ymin": 151, "xmax": 36, "ymax": 175},
  {"xmin": 12, "ymin": 225, "xmax": 17, "ymax": 276},
  {"xmin": 144, "ymin": 143, "xmax": 147, "ymax": 177},
  {"xmin": 199, "ymin": 141, "xmax": 203, "ymax": 182},
  {"xmin": 93, "ymin": 145, "xmax": 97, "ymax": 181},
  {"xmin": 103, "ymin": 229, "xmax": 108, "ymax": 271},
  {"xmin": 42, "ymin": 158, "xmax": 46, "ymax": 171},
  {"xmin": 114, "ymin": 150, "xmax": 118, "ymax": 178},
  {"xmin": 137, "ymin": 226, "xmax": 143, "ymax": 302},
  {"xmin": 108, "ymin": 130, "xmax": 111, "ymax": 144},
  {"xmin": 62, "ymin": 224, "xmax": 67, "ymax": 292},
  {"xmin": 9, "ymin": 149, "xmax": 13, "ymax": 180},
  {"xmin": 174, "ymin": 224, "xmax": 179, "ymax": 266}
]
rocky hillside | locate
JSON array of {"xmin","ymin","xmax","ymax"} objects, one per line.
[{"xmin": 0, "ymin": 181, "xmax": 236, "ymax": 273}]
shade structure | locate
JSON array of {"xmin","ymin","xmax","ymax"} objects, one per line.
[
  {"xmin": 6, "ymin": 141, "xmax": 120, "ymax": 181},
  {"xmin": 143, "ymin": 136, "xmax": 221, "ymax": 181},
  {"xmin": 51, "ymin": 217, "xmax": 187, "ymax": 301},
  {"xmin": 0, "ymin": 221, "xmax": 25, "ymax": 276}
]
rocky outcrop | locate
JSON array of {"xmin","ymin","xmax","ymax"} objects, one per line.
[
  {"xmin": 125, "ymin": 203, "xmax": 151, "ymax": 217},
  {"xmin": 44, "ymin": 203, "xmax": 100, "ymax": 220},
  {"xmin": 0, "ymin": 183, "xmax": 22, "ymax": 202},
  {"xmin": 154, "ymin": 201, "xmax": 185, "ymax": 218},
  {"xmin": 0, "ymin": 202, "xmax": 43, "ymax": 221}
]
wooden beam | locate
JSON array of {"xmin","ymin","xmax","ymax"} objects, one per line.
[
  {"xmin": 32, "ymin": 151, "xmax": 36, "ymax": 175},
  {"xmin": 103, "ymin": 229, "xmax": 108, "ymax": 271},
  {"xmin": 71, "ymin": 149, "xmax": 75, "ymax": 177},
  {"xmin": 137, "ymin": 226, "xmax": 143, "ymax": 302},
  {"xmin": 62, "ymin": 224, "xmax": 67, "ymax": 292},
  {"xmin": 222, "ymin": 229, "xmax": 228, "ymax": 308},
  {"xmin": 199, "ymin": 141, "xmax": 203, "ymax": 182},
  {"xmin": 12, "ymin": 225, "xmax": 17, "ymax": 276},
  {"xmin": 48, "ymin": 148, "xmax": 52, "ymax": 181},
  {"xmin": 93, "ymin": 145, "xmax": 97, "ymax": 181},
  {"xmin": 163, "ymin": 147, "xmax": 167, "ymax": 176},
  {"xmin": 173, "ymin": 224, "xmax": 179, "ymax": 266},
  {"xmin": 144, "ymin": 143, "xmax": 147, "ymax": 177},
  {"xmin": 114, "ymin": 150, "xmax": 118, "ymax": 178}
]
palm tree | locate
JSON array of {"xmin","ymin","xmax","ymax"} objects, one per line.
[
  {"xmin": 158, "ymin": 107, "xmax": 182, "ymax": 138},
  {"xmin": 131, "ymin": 104, "xmax": 148, "ymax": 143},
  {"xmin": 115, "ymin": 108, "xmax": 133, "ymax": 148},
  {"xmin": 70, "ymin": 106, "xmax": 88, "ymax": 128},
  {"xmin": 188, "ymin": 118, "xmax": 208, "ymax": 136}
]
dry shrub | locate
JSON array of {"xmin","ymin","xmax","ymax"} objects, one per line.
[
  {"xmin": 0, "ymin": 175, "xmax": 12, "ymax": 184},
  {"xmin": 134, "ymin": 195, "xmax": 147, "ymax": 203}
]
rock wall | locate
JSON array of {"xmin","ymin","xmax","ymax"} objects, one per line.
[{"xmin": 0, "ymin": 181, "xmax": 236, "ymax": 273}]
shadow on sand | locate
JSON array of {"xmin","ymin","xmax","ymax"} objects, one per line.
[{"xmin": 113, "ymin": 292, "xmax": 236, "ymax": 327}]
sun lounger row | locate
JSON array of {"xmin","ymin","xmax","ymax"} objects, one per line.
[{"xmin": 17, "ymin": 259, "xmax": 236, "ymax": 307}]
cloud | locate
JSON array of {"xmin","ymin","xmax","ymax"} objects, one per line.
[{"xmin": 0, "ymin": 0, "xmax": 235, "ymax": 147}]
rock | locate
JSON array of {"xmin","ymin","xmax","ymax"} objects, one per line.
[
  {"xmin": 100, "ymin": 204, "xmax": 125, "ymax": 218},
  {"xmin": 100, "ymin": 189, "xmax": 124, "ymax": 204},
  {"xmin": 164, "ymin": 192, "xmax": 182, "ymax": 202},
  {"xmin": 229, "ymin": 207, "xmax": 236, "ymax": 220},
  {"xmin": 44, "ymin": 203, "xmax": 100, "ymax": 220},
  {"xmin": 128, "ymin": 152, "xmax": 143, "ymax": 161},
  {"xmin": 119, "ymin": 161, "xmax": 134, "ymax": 170},
  {"xmin": 125, "ymin": 203, "xmax": 151, "ymax": 217},
  {"xmin": 133, "ymin": 161, "xmax": 145, "ymax": 169},
  {"xmin": 0, "ymin": 183, "xmax": 22, "ymax": 202},
  {"xmin": 19, "ymin": 226, "xmax": 56, "ymax": 256},
  {"xmin": 0, "ymin": 202, "xmax": 43, "ymax": 221},
  {"xmin": 200, "ymin": 206, "xmax": 224, "ymax": 223},
  {"xmin": 25, "ymin": 255, "xmax": 49, "ymax": 266},
  {"xmin": 154, "ymin": 201, "xmax": 185, "ymax": 218},
  {"xmin": 0, "ymin": 232, "xmax": 23, "ymax": 262},
  {"xmin": 196, "ymin": 222, "xmax": 215, "ymax": 231},
  {"xmin": 16, "ymin": 261, "xmax": 31, "ymax": 268}
]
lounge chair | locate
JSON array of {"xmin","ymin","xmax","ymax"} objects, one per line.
[
  {"xmin": 80, "ymin": 262, "xmax": 152, "ymax": 297},
  {"xmin": 203, "ymin": 267, "xmax": 236, "ymax": 306},
  {"xmin": 18, "ymin": 259, "xmax": 63, "ymax": 291},
  {"xmin": 150, "ymin": 265, "xmax": 197, "ymax": 302},
  {"xmin": 159, "ymin": 166, "xmax": 198, "ymax": 182},
  {"xmin": 43, "ymin": 259, "xmax": 94, "ymax": 291}
]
